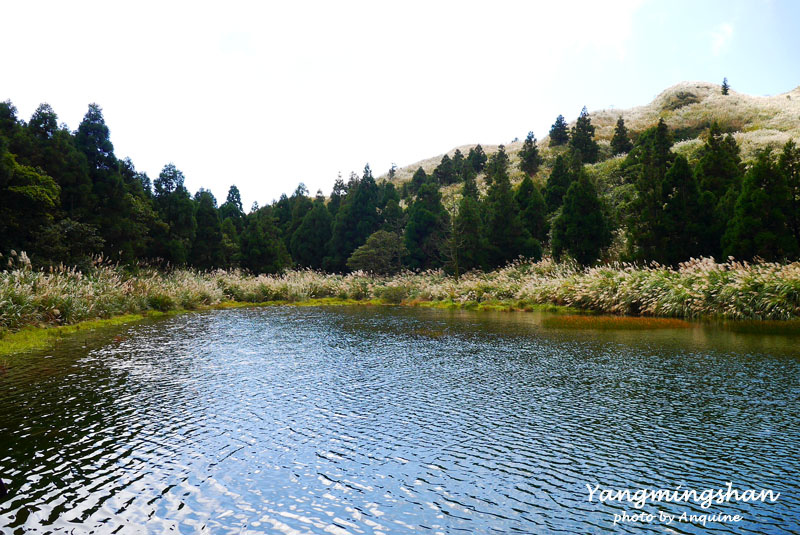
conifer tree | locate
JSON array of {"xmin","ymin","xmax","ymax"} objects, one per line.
[
  {"xmin": 515, "ymin": 176, "xmax": 548, "ymax": 243},
  {"xmin": 549, "ymin": 115, "xmax": 570, "ymax": 147},
  {"xmin": 434, "ymin": 154, "xmax": 456, "ymax": 186},
  {"xmin": 723, "ymin": 151, "xmax": 798, "ymax": 260},
  {"xmin": 219, "ymin": 185, "xmax": 245, "ymax": 233},
  {"xmin": 655, "ymin": 155, "xmax": 708, "ymax": 264},
  {"xmin": 779, "ymin": 140, "xmax": 800, "ymax": 244},
  {"xmin": 240, "ymin": 207, "xmax": 291, "ymax": 274},
  {"xmin": 483, "ymin": 146, "xmax": 541, "ymax": 267},
  {"xmin": 152, "ymin": 163, "xmax": 197, "ymax": 264},
  {"xmin": 569, "ymin": 107, "xmax": 599, "ymax": 163},
  {"xmin": 467, "ymin": 145, "xmax": 487, "ymax": 173},
  {"xmin": 290, "ymin": 194, "xmax": 332, "ymax": 269},
  {"xmin": 450, "ymin": 174, "xmax": 486, "ymax": 273},
  {"xmin": 327, "ymin": 175, "xmax": 347, "ymax": 219},
  {"xmin": 409, "ymin": 167, "xmax": 427, "ymax": 197},
  {"xmin": 551, "ymin": 172, "xmax": 611, "ymax": 265},
  {"xmin": 518, "ymin": 131, "xmax": 543, "ymax": 176},
  {"xmin": 404, "ymin": 181, "xmax": 449, "ymax": 270},
  {"xmin": 191, "ymin": 189, "xmax": 224, "ymax": 269},
  {"xmin": 610, "ymin": 117, "xmax": 633, "ymax": 155},
  {"xmin": 544, "ymin": 155, "xmax": 573, "ymax": 213},
  {"xmin": 721, "ymin": 77, "xmax": 730, "ymax": 95}
]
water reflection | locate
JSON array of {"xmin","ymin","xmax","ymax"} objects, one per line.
[{"xmin": 1, "ymin": 306, "xmax": 798, "ymax": 534}]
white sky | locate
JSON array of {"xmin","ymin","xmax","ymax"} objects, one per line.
[{"xmin": 2, "ymin": 0, "xmax": 796, "ymax": 207}]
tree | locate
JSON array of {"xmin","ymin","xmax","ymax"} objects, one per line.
[
  {"xmin": 544, "ymin": 155, "xmax": 573, "ymax": 213},
  {"xmin": 190, "ymin": 189, "xmax": 224, "ymax": 269},
  {"xmin": 779, "ymin": 140, "xmax": 800, "ymax": 245},
  {"xmin": 290, "ymin": 194, "xmax": 332, "ymax": 269},
  {"xmin": 327, "ymin": 175, "xmax": 347, "ymax": 219},
  {"xmin": 152, "ymin": 163, "xmax": 197, "ymax": 264},
  {"xmin": 466, "ymin": 145, "xmax": 487, "ymax": 173},
  {"xmin": 240, "ymin": 207, "xmax": 291, "ymax": 274},
  {"xmin": 610, "ymin": 117, "xmax": 633, "ymax": 155},
  {"xmin": 569, "ymin": 107, "xmax": 599, "ymax": 163},
  {"xmin": 449, "ymin": 176, "xmax": 487, "ymax": 274},
  {"xmin": 549, "ymin": 115, "xmax": 570, "ymax": 147},
  {"xmin": 655, "ymin": 155, "xmax": 709, "ymax": 264},
  {"xmin": 723, "ymin": 151, "xmax": 798, "ymax": 261},
  {"xmin": 721, "ymin": 77, "xmax": 730, "ymax": 95},
  {"xmin": 404, "ymin": 181, "xmax": 448, "ymax": 270},
  {"xmin": 551, "ymin": 172, "xmax": 611, "ymax": 265},
  {"xmin": 515, "ymin": 176, "xmax": 548, "ymax": 243},
  {"xmin": 433, "ymin": 154, "xmax": 456, "ymax": 186},
  {"xmin": 347, "ymin": 230, "xmax": 407, "ymax": 275},
  {"xmin": 518, "ymin": 131, "xmax": 543, "ymax": 176},
  {"xmin": 409, "ymin": 167, "xmax": 427, "ymax": 197},
  {"xmin": 483, "ymin": 146, "xmax": 541, "ymax": 267},
  {"xmin": 324, "ymin": 164, "xmax": 382, "ymax": 271}
]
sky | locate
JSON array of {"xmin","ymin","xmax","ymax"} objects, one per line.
[{"xmin": 2, "ymin": 0, "xmax": 799, "ymax": 208}]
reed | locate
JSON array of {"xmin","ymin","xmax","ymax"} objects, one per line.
[{"xmin": 2, "ymin": 256, "xmax": 800, "ymax": 337}]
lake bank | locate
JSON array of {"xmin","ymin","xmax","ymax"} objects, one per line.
[{"xmin": 2, "ymin": 257, "xmax": 800, "ymax": 355}]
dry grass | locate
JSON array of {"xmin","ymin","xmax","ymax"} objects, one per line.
[
  {"xmin": 383, "ymin": 81, "xmax": 800, "ymax": 188},
  {"xmin": 3, "ymin": 257, "xmax": 800, "ymax": 341}
]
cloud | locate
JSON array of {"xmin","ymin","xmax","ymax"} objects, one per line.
[{"xmin": 711, "ymin": 23, "xmax": 734, "ymax": 56}]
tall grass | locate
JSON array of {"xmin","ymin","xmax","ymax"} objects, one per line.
[{"xmin": 2, "ymin": 255, "xmax": 800, "ymax": 334}]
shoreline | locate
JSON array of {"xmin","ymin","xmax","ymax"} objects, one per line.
[{"xmin": 3, "ymin": 297, "xmax": 799, "ymax": 358}]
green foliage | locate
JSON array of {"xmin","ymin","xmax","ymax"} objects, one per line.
[
  {"xmin": 404, "ymin": 182, "xmax": 448, "ymax": 270},
  {"xmin": 545, "ymin": 155, "xmax": 573, "ymax": 213},
  {"xmin": 723, "ymin": 151, "xmax": 798, "ymax": 261},
  {"xmin": 610, "ymin": 117, "xmax": 633, "ymax": 155},
  {"xmin": 518, "ymin": 131, "xmax": 543, "ymax": 176},
  {"xmin": 515, "ymin": 176, "xmax": 548, "ymax": 243},
  {"xmin": 721, "ymin": 77, "xmax": 730, "ymax": 95},
  {"xmin": 433, "ymin": 154, "xmax": 457, "ymax": 186},
  {"xmin": 483, "ymin": 146, "xmax": 541, "ymax": 267},
  {"xmin": 549, "ymin": 115, "xmax": 569, "ymax": 147},
  {"xmin": 551, "ymin": 172, "xmax": 611, "ymax": 265},
  {"xmin": 240, "ymin": 208, "xmax": 291, "ymax": 274},
  {"xmin": 779, "ymin": 140, "xmax": 800, "ymax": 244},
  {"xmin": 290, "ymin": 195, "xmax": 332, "ymax": 269},
  {"xmin": 347, "ymin": 230, "xmax": 407, "ymax": 274},
  {"xmin": 569, "ymin": 107, "xmax": 599, "ymax": 163},
  {"xmin": 409, "ymin": 167, "xmax": 427, "ymax": 197},
  {"xmin": 466, "ymin": 145, "xmax": 487, "ymax": 173},
  {"xmin": 191, "ymin": 189, "xmax": 224, "ymax": 269}
]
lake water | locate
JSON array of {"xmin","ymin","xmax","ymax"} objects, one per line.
[{"xmin": 0, "ymin": 307, "xmax": 798, "ymax": 534}]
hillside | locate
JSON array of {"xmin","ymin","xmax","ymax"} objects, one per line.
[{"xmin": 382, "ymin": 81, "xmax": 800, "ymax": 186}]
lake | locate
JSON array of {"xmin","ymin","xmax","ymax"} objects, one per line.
[{"xmin": 1, "ymin": 306, "xmax": 798, "ymax": 534}]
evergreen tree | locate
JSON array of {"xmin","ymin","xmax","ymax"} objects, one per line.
[
  {"xmin": 779, "ymin": 140, "xmax": 800, "ymax": 245},
  {"xmin": 466, "ymin": 145, "xmax": 487, "ymax": 173},
  {"xmin": 450, "ymin": 177, "xmax": 487, "ymax": 273},
  {"xmin": 610, "ymin": 117, "xmax": 633, "ymax": 155},
  {"xmin": 290, "ymin": 194, "xmax": 333, "ymax": 269},
  {"xmin": 549, "ymin": 115, "xmax": 570, "ymax": 147},
  {"xmin": 404, "ymin": 181, "xmax": 449, "ymax": 270},
  {"xmin": 324, "ymin": 164, "xmax": 382, "ymax": 271},
  {"xmin": 551, "ymin": 172, "xmax": 611, "ymax": 265},
  {"xmin": 240, "ymin": 207, "xmax": 291, "ymax": 274},
  {"xmin": 219, "ymin": 184, "xmax": 245, "ymax": 233},
  {"xmin": 433, "ymin": 154, "xmax": 456, "ymax": 185},
  {"xmin": 483, "ymin": 146, "xmax": 540, "ymax": 267},
  {"xmin": 544, "ymin": 155, "xmax": 573, "ymax": 213},
  {"xmin": 721, "ymin": 77, "xmax": 730, "ymax": 95},
  {"xmin": 723, "ymin": 151, "xmax": 798, "ymax": 260},
  {"xmin": 190, "ymin": 189, "xmax": 224, "ymax": 269},
  {"xmin": 328, "ymin": 175, "xmax": 347, "ymax": 219},
  {"xmin": 409, "ymin": 167, "xmax": 427, "ymax": 197},
  {"xmin": 569, "ymin": 107, "xmax": 599, "ymax": 163},
  {"xmin": 286, "ymin": 183, "xmax": 313, "ymax": 249},
  {"xmin": 451, "ymin": 149, "xmax": 465, "ymax": 180},
  {"xmin": 655, "ymin": 155, "xmax": 708, "ymax": 264},
  {"xmin": 152, "ymin": 163, "xmax": 197, "ymax": 264},
  {"xmin": 515, "ymin": 176, "xmax": 548, "ymax": 243},
  {"xmin": 518, "ymin": 131, "xmax": 543, "ymax": 176},
  {"xmin": 346, "ymin": 230, "xmax": 407, "ymax": 275},
  {"xmin": 220, "ymin": 218, "xmax": 240, "ymax": 266}
]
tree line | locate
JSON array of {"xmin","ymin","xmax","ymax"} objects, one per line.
[{"xmin": 1, "ymin": 99, "xmax": 798, "ymax": 275}]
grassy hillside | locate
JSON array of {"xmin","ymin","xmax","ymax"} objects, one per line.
[{"xmin": 382, "ymin": 81, "xmax": 800, "ymax": 190}]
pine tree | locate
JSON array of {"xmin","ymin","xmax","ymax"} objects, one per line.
[
  {"xmin": 467, "ymin": 145, "xmax": 487, "ymax": 173},
  {"xmin": 549, "ymin": 115, "xmax": 570, "ymax": 147},
  {"xmin": 409, "ymin": 167, "xmax": 427, "ymax": 197},
  {"xmin": 434, "ymin": 154, "xmax": 456, "ymax": 186},
  {"xmin": 779, "ymin": 140, "xmax": 800, "ymax": 245},
  {"xmin": 723, "ymin": 151, "xmax": 798, "ymax": 260},
  {"xmin": 610, "ymin": 117, "xmax": 633, "ymax": 155},
  {"xmin": 219, "ymin": 185, "xmax": 245, "ymax": 233},
  {"xmin": 518, "ymin": 131, "xmax": 543, "ymax": 176},
  {"xmin": 404, "ymin": 181, "xmax": 448, "ymax": 270},
  {"xmin": 483, "ymin": 147, "xmax": 541, "ymax": 267},
  {"xmin": 290, "ymin": 194, "xmax": 332, "ymax": 269},
  {"xmin": 152, "ymin": 163, "xmax": 197, "ymax": 264},
  {"xmin": 721, "ymin": 77, "xmax": 730, "ymax": 95},
  {"xmin": 240, "ymin": 207, "xmax": 291, "ymax": 274},
  {"xmin": 656, "ymin": 155, "xmax": 708, "ymax": 264},
  {"xmin": 190, "ymin": 189, "xmax": 224, "ymax": 269},
  {"xmin": 515, "ymin": 176, "xmax": 548, "ymax": 243},
  {"xmin": 569, "ymin": 107, "xmax": 599, "ymax": 163},
  {"xmin": 544, "ymin": 155, "xmax": 573, "ymax": 213},
  {"xmin": 551, "ymin": 172, "xmax": 611, "ymax": 265}
]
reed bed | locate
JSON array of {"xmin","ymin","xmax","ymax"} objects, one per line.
[{"xmin": 2, "ymin": 255, "xmax": 800, "ymax": 334}]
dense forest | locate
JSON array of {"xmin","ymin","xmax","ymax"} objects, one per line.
[{"xmin": 1, "ymin": 95, "xmax": 799, "ymax": 275}]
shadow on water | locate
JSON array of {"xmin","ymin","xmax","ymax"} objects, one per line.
[{"xmin": 1, "ymin": 306, "xmax": 798, "ymax": 534}]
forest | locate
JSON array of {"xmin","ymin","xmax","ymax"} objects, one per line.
[{"xmin": 1, "ymin": 94, "xmax": 799, "ymax": 276}]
